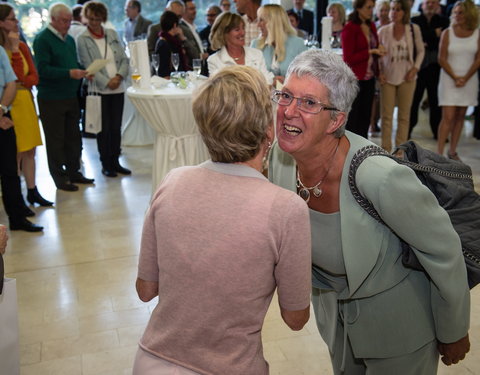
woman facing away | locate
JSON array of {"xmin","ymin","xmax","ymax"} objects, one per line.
[
  {"xmin": 207, "ymin": 12, "xmax": 273, "ymax": 84},
  {"xmin": 76, "ymin": 1, "xmax": 131, "ymax": 178},
  {"xmin": 133, "ymin": 66, "xmax": 311, "ymax": 375},
  {"xmin": 437, "ymin": 0, "xmax": 480, "ymax": 161},
  {"xmin": 251, "ymin": 4, "xmax": 306, "ymax": 85},
  {"xmin": 378, "ymin": 0, "xmax": 425, "ymax": 153},
  {"xmin": 269, "ymin": 49, "xmax": 470, "ymax": 374},
  {"xmin": 0, "ymin": 3, "xmax": 52, "ymax": 207}
]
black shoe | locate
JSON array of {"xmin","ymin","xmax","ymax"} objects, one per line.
[
  {"xmin": 114, "ymin": 164, "xmax": 131, "ymax": 175},
  {"xmin": 22, "ymin": 205, "xmax": 35, "ymax": 217},
  {"xmin": 102, "ymin": 169, "xmax": 117, "ymax": 177},
  {"xmin": 57, "ymin": 183, "xmax": 79, "ymax": 192},
  {"xmin": 81, "ymin": 131, "xmax": 97, "ymax": 139},
  {"xmin": 70, "ymin": 175, "xmax": 95, "ymax": 184},
  {"xmin": 10, "ymin": 218, "xmax": 43, "ymax": 232},
  {"xmin": 27, "ymin": 186, "xmax": 54, "ymax": 207}
]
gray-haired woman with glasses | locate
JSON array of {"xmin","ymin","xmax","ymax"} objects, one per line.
[{"xmin": 269, "ymin": 49, "xmax": 470, "ymax": 374}]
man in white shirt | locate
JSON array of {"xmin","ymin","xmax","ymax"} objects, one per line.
[
  {"xmin": 124, "ymin": 0, "xmax": 152, "ymax": 42},
  {"xmin": 179, "ymin": 0, "xmax": 208, "ymax": 67},
  {"xmin": 234, "ymin": 0, "xmax": 261, "ymax": 46}
]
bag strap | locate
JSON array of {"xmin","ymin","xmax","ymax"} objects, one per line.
[{"xmin": 348, "ymin": 144, "xmax": 473, "ymax": 225}]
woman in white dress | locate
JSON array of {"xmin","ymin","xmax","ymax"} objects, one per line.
[{"xmin": 437, "ymin": 0, "xmax": 480, "ymax": 160}]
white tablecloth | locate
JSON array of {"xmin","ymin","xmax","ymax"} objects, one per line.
[
  {"xmin": 121, "ymin": 93, "xmax": 155, "ymax": 146},
  {"xmin": 126, "ymin": 84, "xmax": 209, "ymax": 191}
]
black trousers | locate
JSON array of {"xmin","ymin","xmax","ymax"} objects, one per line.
[
  {"xmin": 98, "ymin": 93, "xmax": 124, "ymax": 170},
  {"xmin": 409, "ymin": 63, "xmax": 442, "ymax": 139},
  {"xmin": 0, "ymin": 124, "xmax": 26, "ymax": 222},
  {"xmin": 346, "ymin": 78, "xmax": 376, "ymax": 139},
  {"xmin": 37, "ymin": 97, "xmax": 83, "ymax": 187}
]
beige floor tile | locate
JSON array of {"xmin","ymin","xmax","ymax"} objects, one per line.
[
  {"xmin": 41, "ymin": 330, "xmax": 119, "ymax": 362},
  {"xmin": 81, "ymin": 345, "xmax": 138, "ymax": 375},
  {"xmin": 117, "ymin": 324, "xmax": 146, "ymax": 347},
  {"xmin": 19, "ymin": 342, "xmax": 42, "ymax": 366},
  {"xmin": 20, "ymin": 355, "xmax": 82, "ymax": 375}
]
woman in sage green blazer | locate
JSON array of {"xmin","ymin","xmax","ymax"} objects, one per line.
[{"xmin": 268, "ymin": 49, "xmax": 470, "ymax": 374}]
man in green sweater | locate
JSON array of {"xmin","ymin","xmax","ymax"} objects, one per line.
[{"xmin": 33, "ymin": 2, "xmax": 94, "ymax": 192}]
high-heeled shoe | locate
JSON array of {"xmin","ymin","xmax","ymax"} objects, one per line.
[{"xmin": 27, "ymin": 186, "xmax": 53, "ymax": 207}]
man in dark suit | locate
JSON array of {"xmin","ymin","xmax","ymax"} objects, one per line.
[
  {"xmin": 409, "ymin": 0, "xmax": 449, "ymax": 139},
  {"xmin": 124, "ymin": 0, "xmax": 152, "ymax": 42},
  {"xmin": 179, "ymin": 0, "xmax": 208, "ymax": 68},
  {"xmin": 198, "ymin": 4, "xmax": 221, "ymax": 54},
  {"xmin": 288, "ymin": 0, "xmax": 314, "ymax": 35}
]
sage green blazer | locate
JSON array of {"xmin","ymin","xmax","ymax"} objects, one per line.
[{"xmin": 269, "ymin": 131, "xmax": 470, "ymax": 358}]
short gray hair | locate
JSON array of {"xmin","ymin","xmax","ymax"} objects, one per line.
[
  {"xmin": 49, "ymin": 2, "xmax": 72, "ymax": 21},
  {"xmin": 286, "ymin": 49, "xmax": 358, "ymax": 137}
]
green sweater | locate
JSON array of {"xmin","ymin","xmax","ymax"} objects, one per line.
[{"xmin": 33, "ymin": 27, "xmax": 81, "ymax": 100}]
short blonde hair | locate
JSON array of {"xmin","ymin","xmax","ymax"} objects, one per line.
[
  {"xmin": 452, "ymin": 0, "xmax": 479, "ymax": 30},
  {"xmin": 256, "ymin": 4, "xmax": 296, "ymax": 62},
  {"xmin": 327, "ymin": 2, "xmax": 346, "ymax": 25},
  {"xmin": 192, "ymin": 66, "xmax": 272, "ymax": 163},
  {"xmin": 209, "ymin": 12, "xmax": 244, "ymax": 51}
]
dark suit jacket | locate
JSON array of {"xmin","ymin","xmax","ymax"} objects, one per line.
[
  {"xmin": 288, "ymin": 8, "xmax": 314, "ymax": 35},
  {"xmin": 134, "ymin": 15, "xmax": 152, "ymax": 38},
  {"xmin": 179, "ymin": 19, "xmax": 202, "ymax": 65},
  {"xmin": 147, "ymin": 23, "xmax": 161, "ymax": 55}
]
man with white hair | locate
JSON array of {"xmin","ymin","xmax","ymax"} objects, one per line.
[{"xmin": 33, "ymin": 2, "xmax": 94, "ymax": 192}]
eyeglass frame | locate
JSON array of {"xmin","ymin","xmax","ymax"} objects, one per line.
[{"xmin": 271, "ymin": 89, "xmax": 339, "ymax": 114}]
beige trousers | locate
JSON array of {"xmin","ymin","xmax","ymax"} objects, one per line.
[{"xmin": 380, "ymin": 80, "xmax": 416, "ymax": 152}]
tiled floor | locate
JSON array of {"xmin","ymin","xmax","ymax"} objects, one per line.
[{"xmin": 1, "ymin": 108, "xmax": 479, "ymax": 374}]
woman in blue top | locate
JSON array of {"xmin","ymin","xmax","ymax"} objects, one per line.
[{"xmin": 251, "ymin": 4, "xmax": 306, "ymax": 85}]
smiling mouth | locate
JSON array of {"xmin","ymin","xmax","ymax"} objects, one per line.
[{"xmin": 284, "ymin": 124, "xmax": 302, "ymax": 136}]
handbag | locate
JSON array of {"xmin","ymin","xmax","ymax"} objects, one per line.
[
  {"xmin": 348, "ymin": 141, "xmax": 480, "ymax": 289},
  {"xmin": 85, "ymin": 81, "xmax": 102, "ymax": 134},
  {"xmin": 0, "ymin": 278, "xmax": 20, "ymax": 375}
]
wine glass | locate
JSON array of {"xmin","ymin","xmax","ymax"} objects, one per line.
[
  {"xmin": 192, "ymin": 58, "xmax": 201, "ymax": 77},
  {"xmin": 171, "ymin": 53, "xmax": 179, "ymax": 72},
  {"xmin": 151, "ymin": 54, "xmax": 160, "ymax": 76},
  {"xmin": 131, "ymin": 67, "xmax": 141, "ymax": 86}
]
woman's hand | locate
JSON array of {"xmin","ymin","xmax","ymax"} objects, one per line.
[
  {"xmin": 438, "ymin": 334, "xmax": 470, "ymax": 365},
  {"xmin": 370, "ymin": 45, "xmax": 386, "ymax": 56},
  {"xmin": 454, "ymin": 77, "xmax": 466, "ymax": 87},
  {"xmin": 378, "ymin": 73, "xmax": 386, "ymax": 85},
  {"xmin": 0, "ymin": 225, "xmax": 7, "ymax": 255},
  {"xmin": 0, "ymin": 116, "xmax": 14, "ymax": 130},
  {"xmin": 7, "ymin": 31, "xmax": 20, "ymax": 53},
  {"xmin": 405, "ymin": 67, "xmax": 418, "ymax": 82}
]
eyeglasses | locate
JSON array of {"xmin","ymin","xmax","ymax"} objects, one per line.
[
  {"xmin": 206, "ymin": 13, "xmax": 217, "ymax": 17},
  {"xmin": 271, "ymin": 90, "xmax": 338, "ymax": 114},
  {"xmin": 87, "ymin": 16, "xmax": 103, "ymax": 22},
  {"xmin": 5, "ymin": 17, "xmax": 18, "ymax": 22}
]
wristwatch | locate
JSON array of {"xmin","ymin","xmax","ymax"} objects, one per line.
[{"xmin": 0, "ymin": 104, "xmax": 8, "ymax": 115}]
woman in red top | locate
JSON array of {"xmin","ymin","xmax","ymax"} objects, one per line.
[
  {"xmin": 342, "ymin": 0, "xmax": 385, "ymax": 139},
  {"xmin": 0, "ymin": 4, "xmax": 52, "ymax": 207}
]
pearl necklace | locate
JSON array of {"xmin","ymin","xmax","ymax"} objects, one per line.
[{"xmin": 296, "ymin": 140, "xmax": 340, "ymax": 203}]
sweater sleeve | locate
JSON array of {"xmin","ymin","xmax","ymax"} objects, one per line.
[
  {"xmin": 10, "ymin": 42, "xmax": 39, "ymax": 89},
  {"xmin": 357, "ymin": 156, "xmax": 470, "ymax": 343}
]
